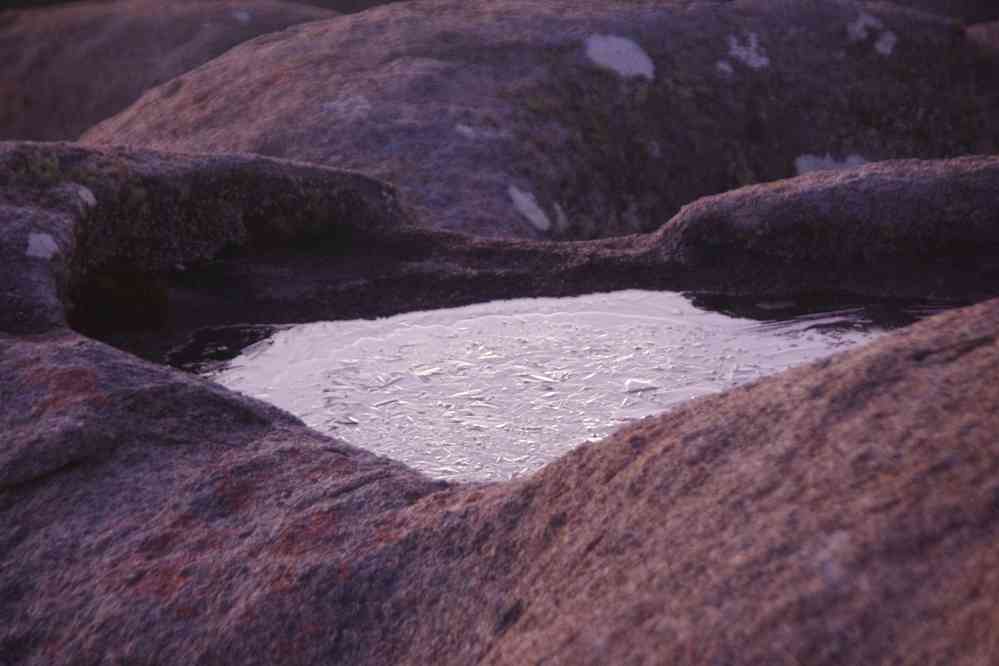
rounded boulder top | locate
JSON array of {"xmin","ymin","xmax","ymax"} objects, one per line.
[
  {"xmin": 0, "ymin": 0, "xmax": 337, "ymax": 141},
  {"xmin": 81, "ymin": 0, "xmax": 999, "ymax": 240}
]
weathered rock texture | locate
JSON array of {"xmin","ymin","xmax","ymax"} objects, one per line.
[
  {"xmin": 970, "ymin": 20, "xmax": 999, "ymax": 52},
  {"xmin": 0, "ymin": 0, "xmax": 336, "ymax": 142},
  {"xmin": 2, "ymin": 141, "xmax": 999, "ymax": 664},
  {"xmin": 82, "ymin": 0, "xmax": 999, "ymax": 238},
  {"xmin": 3, "ymin": 142, "xmax": 998, "ymax": 359},
  {"xmin": 889, "ymin": 0, "xmax": 999, "ymax": 24},
  {"xmin": 652, "ymin": 156, "xmax": 999, "ymax": 299},
  {"xmin": 293, "ymin": 0, "xmax": 407, "ymax": 12},
  {"xmin": 3, "ymin": 0, "xmax": 394, "ymax": 14},
  {"xmin": 0, "ymin": 141, "xmax": 406, "ymax": 337}
]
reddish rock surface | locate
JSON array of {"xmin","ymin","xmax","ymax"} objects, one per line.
[
  {"xmin": 969, "ymin": 20, "xmax": 999, "ymax": 51},
  {"xmin": 2, "ymin": 142, "xmax": 997, "ymax": 357},
  {"xmin": 652, "ymin": 156, "xmax": 999, "ymax": 299},
  {"xmin": 5, "ymin": 0, "xmax": 396, "ymax": 14},
  {"xmin": 81, "ymin": 0, "xmax": 999, "ymax": 238},
  {"xmin": 293, "ymin": 0, "xmax": 406, "ymax": 12},
  {"xmin": 0, "ymin": 0, "xmax": 336, "ymax": 142},
  {"xmin": 0, "ymin": 141, "xmax": 406, "ymax": 337},
  {"xmin": 2, "ymin": 140, "xmax": 999, "ymax": 664}
]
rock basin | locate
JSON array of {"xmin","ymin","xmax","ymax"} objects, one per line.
[
  {"xmin": 3, "ymin": 140, "xmax": 998, "ymax": 664},
  {"xmin": 210, "ymin": 290, "xmax": 940, "ymax": 480}
]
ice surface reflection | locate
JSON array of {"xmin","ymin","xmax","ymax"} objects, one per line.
[{"xmin": 209, "ymin": 290, "xmax": 900, "ymax": 481}]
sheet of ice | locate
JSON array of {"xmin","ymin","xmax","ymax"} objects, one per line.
[{"xmin": 211, "ymin": 291, "xmax": 888, "ymax": 481}]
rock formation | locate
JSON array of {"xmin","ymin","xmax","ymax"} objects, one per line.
[
  {"xmin": 81, "ymin": 0, "xmax": 999, "ymax": 238},
  {"xmin": 4, "ymin": 0, "xmax": 396, "ymax": 13},
  {"xmin": 0, "ymin": 141, "xmax": 406, "ymax": 337},
  {"xmin": 3, "ymin": 141, "xmax": 997, "ymax": 358},
  {"xmin": 0, "ymin": 0, "xmax": 336, "ymax": 142},
  {"xmin": 294, "ymin": 0, "xmax": 407, "ymax": 12},
  {"xmin": 969, "ymin": 20, "xmax": 999, "ymax": 52},
  {"xmin": 651, "ymin": 156, "xmax": 999, "ymax": 299},
  {"xmin": 889, "ymin": 0, "xmax": 999, "ymax": 24},
  {"xmin": 2, "ymin": 139, "xmax": 999, "ymax": 664}
]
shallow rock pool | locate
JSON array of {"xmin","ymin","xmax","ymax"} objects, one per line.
[{"xmin": 208, "ymin": 291, "xmax": 931, "ymax": 481}]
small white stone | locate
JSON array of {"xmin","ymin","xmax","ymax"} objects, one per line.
[
  {"xmin": 455, "ymin": 124, "xmax": 477, "ymax": 139},
  {"xmin": 25, "ymin": 233, "xmax": 59, "ymax": 260},
  {"xmin": 232, "ymin": 9, "xmax": 253, "ymax": 24},
  {"xmin": 624, "ymin": 378, "xmax": 658, "ymax": 394},
  {"xmin": 77, "ymin": 185, "xmax": 97, "ymax": 208},
  {"xmin": 848, "ymin": 13, "xmax": 883, "ymax": 42},
  {"xmin": 727, "ymin": 32, "xmax": 769, "ymax": 70},
  {"xmin": 508, "ymin": 185, "xmax": 552, "ymax": 232},
  {"xmin": 584, "ymin": 34, "xmax": 655, "ymax": 81},
  {"xmin": 716, "ymin": 59, "xmax": 734, "ymax": 76},
  {"xmin": 875, "ymin": 31, "xmax": 897, "ymax": 56},
  {"xmin": 794, "ymin": 153, "xmax": 868, "ymax": 176},
  {"xmin": 848, "ymin": 12, "xmax": 897, "ymax": 56}
]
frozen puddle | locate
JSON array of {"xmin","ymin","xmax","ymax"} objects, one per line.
[{"xmin": 209, "ymin": 290, "xmax": 915, "ymax": 481}]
